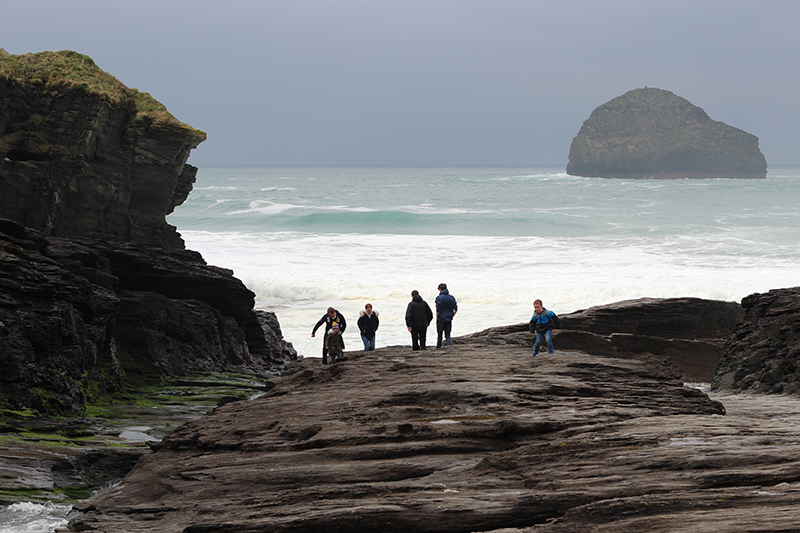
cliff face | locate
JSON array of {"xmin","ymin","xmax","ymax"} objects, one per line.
[
  {"xmin": 0, "ymin": 219, "xmax": 295, "ymax": 415},
  {"xmin": 566, "ymin": 88, "xmax": 767, "ymax": 179},
  {"xmin": 0, "ymin": 50, "xmax": 205, "ymax": 249},
  {"xmin": 712, "ymin": 287, "xmax": 800, "ymax": 394},
  {"xmin": 0, "ymin": 51, "xmax": 295, "ymax": 415}
]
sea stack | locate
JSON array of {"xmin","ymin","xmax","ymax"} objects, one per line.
[{"xmin": 566, "ymin": 88, "xmax": 767, "ymax": 179}]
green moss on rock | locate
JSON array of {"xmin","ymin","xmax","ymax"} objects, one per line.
[{"xmin": 0, "ymin": 49, "xmax": 205, "ymax": 138}]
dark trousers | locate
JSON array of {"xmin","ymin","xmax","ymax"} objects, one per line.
[
  {"xmin": 411, "ymin": 327, "xmax": 428, "ymax": 350},
  {"xmin": 321, "ymin": 331, "xmax": 330, "ymax": 363},
  {"xmin": 436, "ymin": 319, "xmax": 453, "ymax": 348}
]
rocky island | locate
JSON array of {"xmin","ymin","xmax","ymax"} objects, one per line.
[{"xmin": 566, "ymin": 87, "xmax": 767, "ymax": 179}]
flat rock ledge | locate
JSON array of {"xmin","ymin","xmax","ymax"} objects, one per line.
[{"xmin": 70, "ymin": 342, "xmax": 800, "ymax": 533}]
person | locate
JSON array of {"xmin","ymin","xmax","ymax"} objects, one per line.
[
  {"xmin": 324, "ymin": 323, "xmax": 346, "ymax": 363},
  {"xmin": 312, "ymin": 307, "xmax": 347, "ymax": 364},
  {"xmin": 405, "ymin": 290, "xmax": 433, "ymax": 351},
  {"xmin": 434, "ymin": 283, "xmax": 458, "ymax": 348},
  {"xmin": 357, "ymin": 303, "xmax": 380, "ymax": 351},
  {"xmin": 529, "ymin": 299, "xmax": 560, "ymax": 356}
]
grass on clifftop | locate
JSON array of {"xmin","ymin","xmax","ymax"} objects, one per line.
[{"xmin": 0, "ymin": 49, "xmax": 204, "ymax": 137}]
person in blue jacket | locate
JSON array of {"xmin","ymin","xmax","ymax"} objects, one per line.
[
  {"xmin": 435, "ymin": 283, "xmax": 458, "ymax": 348},
  {"xmin": 529, "ymin": 299, "xmax": 560, "ymax": 356}
]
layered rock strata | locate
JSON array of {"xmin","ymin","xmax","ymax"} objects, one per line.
[
  {"xmin": 566, "ymin": 88, "xmax": 767, "ymax": 179},
  {"xmin": 468, "ymin": 297, "xmax": 744, "ymax": 382},
  {"xmin": 713, "ymin": 287, "xmax": 800, "ymax": 394},
  {"xmin": 0, "ymin": 219, "xmax": 295, "ymax": 415},
  {"xmin": 71, "ymin": 343, "xmax": 800, "ymax": 533},
  {"xmin": 0, "ymin": 50, "xmax": 295, "ymax": 415},
  {"xmin": 0, "ymin": 50, "xmax": 205, "ymax": 249}
]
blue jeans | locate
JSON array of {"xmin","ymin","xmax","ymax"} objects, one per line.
[
  {"xmin": 361, "ymin": 335, "xmax": 376, "ymax": 351},
  {"xmin": 533, "ymin": 329, "xmax": 553, "ymax": 356}
]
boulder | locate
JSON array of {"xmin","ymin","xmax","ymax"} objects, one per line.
[
  {"xmin": 566, "ymin": 88, "xmax": 767, "ymax": 179},
  {"xmin": 712, "ymin": 287, "xmax": 800, "ymax": 394}
]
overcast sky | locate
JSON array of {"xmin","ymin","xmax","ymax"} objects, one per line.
[{"xmin": 4, "ymin": 0, "xmax": 799, "ymax": 167}]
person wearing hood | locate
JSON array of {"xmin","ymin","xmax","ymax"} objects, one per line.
[
  {"xmin": 434, "ymin": 283, "xmax": 458, "ymax": 348},
  {"xmin": 357, "ymin": 303, "xmax": 380, "ymax": 351},
  {"xmin": 405, "ymin": 290, "xmax": 433, "ymax": 351}
]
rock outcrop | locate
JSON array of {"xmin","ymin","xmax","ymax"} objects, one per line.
[
  {"xmin": 468, "ymin": 297, "xmax": 744, "ymax": 382},
  {"xmin": 0, "ymin": 50, "xmax": 295, "ymax": 416},
  {"xmin": 0, "ymin": 219, "xmax": 295, "ymax": 415},
  {"xmin": 71, "ymin": 342, "xmax": 800, "ymax": 533},
  {"xmin": 566, "ymin": 88, "xmax": 767, "ymax": 179},
  {"xmin": 0, "ymin": 50, "xmax": 205, "ymax": 249},
  {"xmin": 712, "ymin": 287, "xmax": 800, "ymax": 394}
]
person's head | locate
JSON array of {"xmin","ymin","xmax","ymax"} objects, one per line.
[
  {"xmin": 411, "ymin": 290, "xmax": 419, "ymax": 299},
  {"xmin": 438, "ymin": 283, "xmax": 447, "ymax": 291},
  {"xmin": 365, "ymin": 303, "xmax": 373, "ymax": 313},
  {"xmin": 327, "ymin": 307, "xmax": 336, "ymax": 318},
  {"xmin": 533, "ymin": 299, "xmax": 544, "ymax": 313},
  {"xmin": 332, "ymin": 322, "xmax": 340, "ymax": 332}
]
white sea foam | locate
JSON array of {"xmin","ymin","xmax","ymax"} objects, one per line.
[
  {"xmin": 171, "ymin": 167, "xmax": 800, "ymax": 359},
  {"xmin": 0, "ymin": 501, "xmax": 73, "ymax": 532}
]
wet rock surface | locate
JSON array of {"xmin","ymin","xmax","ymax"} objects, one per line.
[{"xmin": 71, "ymin": 340, "xmax": 800, "ymax": 533}]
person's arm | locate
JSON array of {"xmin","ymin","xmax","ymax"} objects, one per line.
[
  {"xmin": 312, "ymin": 316, "xmax": 325, "ymax": 337},
  {"xmin": 339, "ymin": 313, "xmax": 347, "ymax": 333}
]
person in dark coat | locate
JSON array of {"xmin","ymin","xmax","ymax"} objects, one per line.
[
  {"xmin": 357, "ymin": 303, "xmax": 380, "ymax": 351},
  {"xmin": 405, "ymin": 290, "xmax": 433, "ymax": 351},
  {"xmin": 312, "ymin": 306, "xmax": 347, "ymax": 364}
]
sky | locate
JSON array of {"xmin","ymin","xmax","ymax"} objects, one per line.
[{"xmin": 3, "ymin": 0, "xmax": 799, "ymax": 168}]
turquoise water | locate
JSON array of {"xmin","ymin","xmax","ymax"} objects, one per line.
[{"xmin": 168, "ymin": 166, "xmax": 800, "ymax": 357}]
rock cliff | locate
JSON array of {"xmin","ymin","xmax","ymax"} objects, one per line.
[
  {"xmin": 0, "ymin": 51, "xmax": 295, "ymax": 416},
  {"xmin": 0, "ymin": 50, "xmax": 205, "ymax": 249},
  {"xmin": 712, "ymin": 287, "xmax": 800, "ymax": 394},
  {"xmin": 566, "ymin": 88, "xmax": 767, "ymax": 179},
  {"xmin": 0, "ymin": 219, "xmax": 295, "ymax": 415}
]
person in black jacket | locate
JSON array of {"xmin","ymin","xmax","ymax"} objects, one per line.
[
  {"xmin": 405, "ymin": 290, "xmax": 433, "ymax": 351},
  {"xmin": 312, "ymin": 307, "xmax": 347, "ymax": 364},
  {"xmin": 357, "ymin": 303, "xmax": 379, "ymax": 351}
]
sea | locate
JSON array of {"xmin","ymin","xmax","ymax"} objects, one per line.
[
  {"xmin": 168, "ymin": 166, "xmax": 799, "ymax": 358},
  {"xmin": 3, "ymin": 165, "xmax": 800, "ymax": 532}
]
